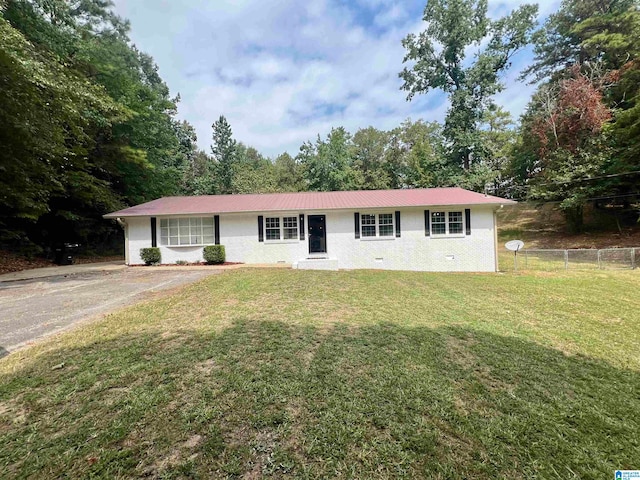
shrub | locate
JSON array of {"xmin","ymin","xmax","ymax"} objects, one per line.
[
  {"xmin": 140, "ymin": 247, "xmax": 161, "ymax": 265},
  {"xmin": 175, "ymin": 260, "xmax": 188, "ymax": 265},
  {"xmin": 203, "ymin": 245, "xmax": 225, "ymax": 264}
]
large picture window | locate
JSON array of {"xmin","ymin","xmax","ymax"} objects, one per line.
[
  {"xmin": 264, "ymin": 216, "xmax": 298, "ymax": 241},
  {"xmin": 160, "ymin": 218, "xmax": 215, "ymax": 246},
  {"xmin": 360, "ymin": 213, "xmax": 394, "ymax": 238},
  {"xmin": 431, "ymin": 211, "xmax": 464, "ymax": 236}
]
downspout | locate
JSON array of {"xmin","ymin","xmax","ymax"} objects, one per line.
[
  {"xmin": 493, "ymin": 207, "xmax": 500, "ymax": 272},
  {"xmin": 116, "ymin": 217, "xmax": 129, "ymax": 265}
]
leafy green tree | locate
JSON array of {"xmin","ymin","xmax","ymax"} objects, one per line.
[
  {"xmin": 400, "ymin": 0, "xmax": 537, "ymax": 176},
  {"xmin": 211, "ymin": 115, "xmax": 237, "ymax": 194},
  {"xmin": 479, "ymin": 107, "xmax": 517, "ymax": 196},
  {"xmin": 1, "ymin": 0, "xmax": 194, "ymax": 251},
  {"xmin": 299, "ymin": 127, "xmax": 358, "ymax": 192},
  {"xmin": 524, "ymin": 0, "xmax": 640, "ymax": 82},
  {"xmin": 0, "ymin": 9, "xmax": 123, "ymax": 249},
  {"xmin": 182, "ymin": 151, "xmax": 217, "ymax": 195},
  {"xmin": 273, "ymin": 153, "xmax": 305, "ymax": 192},
  {"xmin": 231, "ymin": 143, "xmax": 277, "ymax": 193},
  {"xmin": 351, "ymin": 127, "xmax": 391, "ymax": 190}
]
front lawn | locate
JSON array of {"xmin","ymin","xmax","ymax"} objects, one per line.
[{"xmin": 1, "ymin": 269, "xmax": 639, "ymax": 478}]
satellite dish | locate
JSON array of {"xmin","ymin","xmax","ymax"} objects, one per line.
[{"xmin": 505, "ymin": 240, "xmax": 524, "ymax": 252}]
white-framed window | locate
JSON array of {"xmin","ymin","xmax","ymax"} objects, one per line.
[
  {"xmin": 160, "ymin": 217, "xmax": 215, "ymax": 246},
  {"xmin": 431, "ymin": 211, "xmax": 464, "ymax": 236},
  {"xmin": 360, "ymin": 213, "xmax": 394, "ymax": 238},
  {"xmin": 265, "ymin": 216, "xmax": 298, "ymax": 241}
]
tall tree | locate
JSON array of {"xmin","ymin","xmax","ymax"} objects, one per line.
[
  {"xmin": 400, "ymin": 0, "xmax": 537, "ymax": 177},
  {"xmin": 211, "ymin": 115, "xmax": 237, "ymax": 194},
  {"xmin": 1, "ymin": 0, "xmax": 194, "ymax": 251},
  {"xmin": 273, "ymin": 153, "xmax": 305, "ymax": 192},
  {"xmin": 516, "ymin": 69, "xmax": 613, "ymax": 232},
  {"xmin": 351, "ymin": 127, "xmax": 391, "ymax": 190},
  {"xmin": 298, "ymin": 127, "xmax": 357, "ymax": 192},
  {"xmin": 523, "ymin": 0, "xmax": 640, "ymax": 82},
  {"xmin": 479, "ymin": 107, "xmax": 517, "ymax": 196}
]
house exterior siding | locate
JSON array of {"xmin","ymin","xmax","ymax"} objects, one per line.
[{"xmin": 123, "ymin": 206, "xmax": 498, "ymax": 272}]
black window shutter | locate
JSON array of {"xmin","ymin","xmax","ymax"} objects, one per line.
[
  {"xmin": 465, "ymin": 209, "xmax": 471, "ymax": 235},
  {"xmin": 395, "ymin": 211, "xmax": 401, "ymax": 237},
  {"xmin": 354, "ymin": 212, "xmax": 360, "ymax": 239},
  {"xmin": 214, "ymin": 215, "xmax": 220, "ymax": 245},
  {"xmin": 299, "ymin": 214, "xmax": 305, "ymax": 240},
  {"xmin": 151, "ymin": 217, "xmax": 157, "ymax": 247},
  {"xmin": 424, "ymin": 210, "xmax": 430, "ymax": 236},
  {"xmin": 258, "ymin": 216, "xmax": 264, "ymax": 242}
]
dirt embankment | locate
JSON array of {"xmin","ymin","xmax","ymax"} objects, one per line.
[{"xmin": 498, "ymin": 202, "xmax": 640, "ymax": 249}]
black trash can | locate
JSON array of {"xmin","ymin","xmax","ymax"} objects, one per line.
[{"xmin": 54, "ymin": 243, "xmax": 80, "ymax": 265}]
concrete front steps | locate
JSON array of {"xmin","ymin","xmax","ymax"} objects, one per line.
[{"xmin": 293, "ymin": 256, "xmax": 339, "ymax": 271}]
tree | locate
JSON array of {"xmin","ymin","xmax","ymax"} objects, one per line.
[
  {"xmin": 523, "ymin": 0, "xmax": 640, "ymax": 82},
  {"xmin": 273, "ymin": 153, "xmax": 305, "ymax": 192},
  {"xmin": 299, "ymin": 127, "xmax": 358, "ymax": 191},
  {"xmin": 1, "ymin": 0, "xmax": 194, "ymax": 252},
  {"xmin": 232, "ymin": 143, "xmax": 277, "ymax": 193},
  {"xmin": 211, "ymin": 115, "xmax": 237, "ymax": 194},
  {"xmin": 480, "ymin": 107, "xmax": 518, "ymax": 196},
  {"xmin": 351, "ymin": 127, "xmax": 391, "ymax": 190},
  {"xmin": 400, "ymin": 0, "xmax": 537, "ymax": 177},
  {"xmin": 518, "ymin": 69, "xmax": 613, "ymax": 232},
  {"xmin": 388, "ymin": 120, "xmax": 449, "ymax": 189}
]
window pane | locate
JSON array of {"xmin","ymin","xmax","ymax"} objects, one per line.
[
  {"xmin": 449, "ymin": 211, "xmax": 463, "ymax": 234},
  {"xmin": 160, "ymin": 219, "xmax": 168, "ymax": 228},
  {"xmin": 201, "ymin": 218, "xmax": 214, "ymax": 227},
  {"xmin": 169, "ymin": 219, "xmax": 178, "ymax": 228},
  {"xmin": 169, "ymin": 236, "xmax": 178, "ymax": 245},
  {"xmin": 202, "ymin": 226, "xmax": 214, "ymax": 236},
  {"xmin": 283, "ymin": 216, "xmax": 297, "ymax": 228},
  {"xmin": 266, "ymin": 217, "xmax": 279, "ymax": 229},
  {"xmin": 431, "ymin": 211, "xmax": 446, "ymax": 234},
  {"xmin": 160, "ymin": 236, "xmax": 168, "ymax": 246},
  {"xmin": 379, "ymin": 224, "xmax": 394, "ymax": 236},
  {"xmin": 379, "ymin": 213, "xmax": 393, "ymax": 225},
  {"xmin": 266, "ymin": 229, "xmax": 280, "ymax": 240},
  {"xmin": 432, "ymin": 223, "xmax": 446, "ymax": 235},
  {"xmin": 432, "ymin": 211, "xmax": 445, "ymax": 223},
  {"xmin": 179, "ymin": 218, "xmax": 190, "ymax": 227},
  {"xmin": 203, "ymin": 235, "xmax": 215, "ymax": 244},
  {"xmin": 284, "ymin": 228, "xmax": 297, "ymax": 239},
  {"xmin": 179, "ymin": 226, "xmax": 189, "ymax": 236},
  {"xmin": 362, "ymin": 225, "xmax": 376, "ymax": 237},
  {"xmin": 361, "ymin": 214, "xmax": 375, "ymax": 225}
]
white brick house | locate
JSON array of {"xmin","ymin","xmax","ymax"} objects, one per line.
[{"xmin": 104, "ymin": 188, "xmax": 514, "ymax": 272}]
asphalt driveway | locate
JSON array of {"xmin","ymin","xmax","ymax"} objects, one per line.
[{"xmin": 0, "ymin": 267, "xmax": 220, "ymax": 355}]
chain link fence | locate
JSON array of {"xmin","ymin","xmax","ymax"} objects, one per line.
[{"xmin": 505, "ymin": 247, "xmax": 639, "ymax": 271}]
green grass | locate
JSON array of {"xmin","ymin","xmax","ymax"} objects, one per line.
[{"xmin": 1, "ymin": 269, "xmax": 639, "ymax": 479}]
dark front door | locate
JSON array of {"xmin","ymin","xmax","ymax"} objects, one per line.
[{"xmin": 308, "ymin": 215, "xmax": 326, "ymax": 254}]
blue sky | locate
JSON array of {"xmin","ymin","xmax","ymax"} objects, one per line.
[{"xmin": 112, "ymin": 0, "xmax": 561, "ymax": 157}]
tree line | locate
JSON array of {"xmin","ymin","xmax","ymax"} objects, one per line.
[{"xmin": 1, "ymin": 0, "xmax": 639, "ymax": 255}]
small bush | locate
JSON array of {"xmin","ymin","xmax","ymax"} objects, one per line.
[
  {"xmin": 175, "ymin": 260, "xmax": 188, "ymax": 265},
  {"xmin": 203, "ymin": 245, "xmax": 225, "ymax": 264},
  {"xmin": 140, "ymin": 247, "xmax": 161, "ymax": 265}
]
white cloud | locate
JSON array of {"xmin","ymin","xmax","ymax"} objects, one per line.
[{"xmin": 112, "ymin": 0, "xmax": 561, "ymax": 157}]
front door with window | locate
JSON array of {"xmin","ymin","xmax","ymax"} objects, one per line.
[{"xmin": 307, "ymin": 215, "xmax": 326, "ymax": 254}]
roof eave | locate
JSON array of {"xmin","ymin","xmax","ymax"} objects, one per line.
[{"xmin": 103, "ymin": 200, "xmax": 517, "ymax": 218}]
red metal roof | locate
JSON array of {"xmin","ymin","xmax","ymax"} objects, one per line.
[{"xmin": 104, "ymin": 188, "xmax": 515, "ymax": 218}]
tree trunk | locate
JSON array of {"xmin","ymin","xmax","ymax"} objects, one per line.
[{"xmin": 564, "ymin": 204, "xmax": 584, "ymax": 234}]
